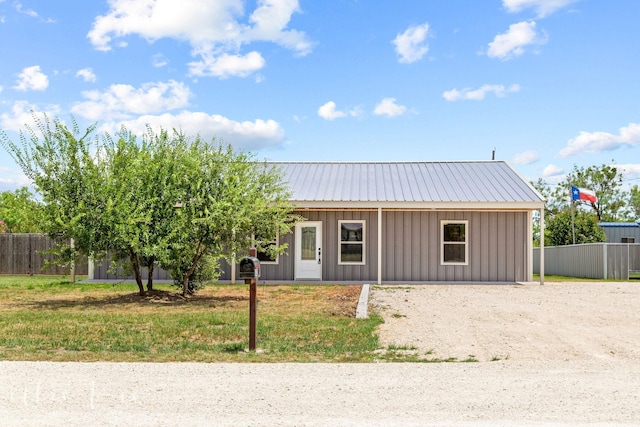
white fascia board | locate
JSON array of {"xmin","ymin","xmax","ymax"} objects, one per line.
[{"xmin": 291, "ymin": 200, "xmax": 546, "ymax": 210}]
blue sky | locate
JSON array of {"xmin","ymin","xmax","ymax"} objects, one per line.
[{"xmin": 1, "ymin": 0, "xmax": 639, "ymax": 193}]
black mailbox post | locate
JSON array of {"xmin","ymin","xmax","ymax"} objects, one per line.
[
  {"xmin": 239, "ymin": 256, "xmax": 260, "ymax": 279},
  {"xmin": 240, "ymin": 250, "xmax": 260, "ymax": 351}
]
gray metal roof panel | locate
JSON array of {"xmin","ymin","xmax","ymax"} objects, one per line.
[{"xmin": 269, "ymin": 161, "xmax": 544, "ymax": 205}]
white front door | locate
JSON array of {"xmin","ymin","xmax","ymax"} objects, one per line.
[{"xmin": 295, "ymin": 221, "xmax": 322, "ymax": 280}]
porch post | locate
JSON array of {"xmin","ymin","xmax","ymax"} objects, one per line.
[
  {"xmin": 378, "ymin": 207, "xmax": 382, "ymax": 285},
  {"xmin": 540, "ymin": 207, "xmax": 545, "ymax": 285},
  {"xmin": 231, "ymin": 257, "xmax": 236, "ymax": 284}
]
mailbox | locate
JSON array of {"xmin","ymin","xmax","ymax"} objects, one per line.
[{"xmin": 239, "ymin": 256, "xmax": 261, "ymax": 279}]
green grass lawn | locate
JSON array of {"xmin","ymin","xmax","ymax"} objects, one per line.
[{"xmin": 0, "ymin": 276, "xmax": 383, "ymax": 362}]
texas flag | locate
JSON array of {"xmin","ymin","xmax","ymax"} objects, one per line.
[{"xmin": 571, "ymin": 185, "xmax": 597, "ymax": 203}]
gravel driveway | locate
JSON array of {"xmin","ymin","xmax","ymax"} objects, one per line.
[{"xmin": 1, "ymin": 281, "xmax": 639, "ymax": 426}]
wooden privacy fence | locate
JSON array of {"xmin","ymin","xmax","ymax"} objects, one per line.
[
  {"xmin": 533, "ymin": 243, "xmax": 640, "ymax": 280},
  {"xmin": 0, "ymin": 234, "xmax": 88, "ymax": 275}
]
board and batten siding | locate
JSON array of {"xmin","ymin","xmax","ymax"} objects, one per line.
[
  {"xmin": 292, "ymin": 210, "xmax": 379, "ymax": 282},
  {"xmin": 252, "ymin": 226, "xmax": 295, "ymax": 281},
  {"xmin": 90, "ymin": 209, "xmax": 531, "ymax": 283},
  {"xmin": 381, "ymin": 211, "xmax": 530, "ymax": 282},
  {"xmin": 601, "ymin": 225, "xmax": 640, "ymax": 243}
]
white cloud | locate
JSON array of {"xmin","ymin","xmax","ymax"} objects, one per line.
[
  {"xmin": 152, "ymin": 53, "xmax": 168, "ymax": 68},
  {"xmin": 14, "ymin": 2, "xmax": 37, "ymax": 18},
  {"xmin": 13, "ymin": 65, "xmax": 49, "ymax": 91},
  {"xmin": 618, "ymin": 164, "xmax": 640, "ymax": 181},
  {"xmin": 317, "ymin": 101, "xmax": 361, "ymax": 121},
  {"xmin": 0, "ymin": 170, "xmax": 32, "ymax": 191},
  {"xmin": 0, "ymin": 100, "xmax": 60, "ymax": 132},
  {"xmin": 542, "ymin": 163, "xmax": 564, "ymax": 178},
  {"xmin": 487, "ymin": 21, "xmax": 546, "ymax": 60},
  {"xmin": 559, "ymin": 123, "xmax": 640, "ymax": 157},
  {"xmin": 503, "ymin": 0, "xmax": 576, "ymax": 18},
  {"xmin": 513, "ymin": 150, "xmax": 539, "ymax": 164},
  {"xmin": 71, "ymin": 80, "xmax": 191, "ymax": 121},
  {"xmin": 87, "ymin": 0, "xmax": 312, "ymax": 79},
  {"xmin": 13, "ymin": 2, "xmax": 55, "ymax": 23},
  {"xmin": 392, "ymin": 22, "xmax": 430, "ymax": 64},
  {"xmin": 318, "ymin": 101, "xmax": 346, "ymax": 121},
  {"xmin": 373, "ymin": 98, "xmax": 407, "ymax": 117},
  {"xmin": 244, "ymin": 0, "xmax": 312, "ymax": 54},
  {"xmin": 443, "ymin": 84, "xmax": 521, "ymax": 101},
  {"xmin": 188, "ymin": 51, "xmax": 265, "ymax": 78},
  {"xmin": 102, "ymin": 111, "xmax": 285, "ymax": 151},
  {"xmin": 76, "ymin": 68, "xmax": 97, "ymax": 82}
]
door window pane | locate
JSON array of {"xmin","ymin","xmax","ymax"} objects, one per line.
[{"xmin": 301, "ymin": 227, "xmax": 316, "ymax": 260}]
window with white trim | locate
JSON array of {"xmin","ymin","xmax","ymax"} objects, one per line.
[
  {"xmin": 253, "ymin": 234, "xmax": 279, "ymax": 264},
  {"xmin": 441, "ymin": 220, "xmax": 468, "ymax": 265},
  {"xmin": 338, "ymin": 220, "xmax": 365, "ymax": 265}
]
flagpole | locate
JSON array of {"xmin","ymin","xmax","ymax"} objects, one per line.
[{"xmin": 571, "ymin": 185, "xmax": 576, "ymax": 245}]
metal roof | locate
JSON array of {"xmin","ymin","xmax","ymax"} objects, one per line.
[
  {"xmin": 269, "ymin": 161, "xmax": 545, "ymax": 209},
  {"xmin": 599, "ymin": 222, "xmax": 640, "ymax": 228}
]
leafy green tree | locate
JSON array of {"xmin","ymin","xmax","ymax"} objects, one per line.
[
  {"xmin": 100, "ymin": 128, "xmax": 157, "ymax": 293},
  {"xmin": 552, "ymin": 163, "xmax": 627, "ymax": 221},
  {"xmin": 156, "ymin": 133, "xmax": 299, "ymax": 295},
  {"xmin": 0, "ymin": 187, "xmax": 44, "ymax": 233},
  {"xmin": 532, "ymin": 178, "xmax": 557, "ymax": 217},
  {"xmin": 1, "ymin": 116, "xmax": 162, "ymax": 295},
  {"xmin": 545, "ymin": 209, "xmax": 606, "ymax": 246},
  {"xmin": 2, "ymin": 115, "xmax": 298, "ymax": 296},
  {"xmin": 0, "ymin": 115, "xmax": 109, "ymax": 269},
  {"xmin": 629, "ymin": 185, "xmax": 640, "ymax": 220}
]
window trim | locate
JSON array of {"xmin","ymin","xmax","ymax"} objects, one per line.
[
  {"xmin": 338, "ymin": 220, "xmax": 366, "ymax": 265},
  {"xmin": 252, "ymin": 233, "xmax": 279, "ymax": 265},
  {"xmin": 440, "ymin": 220, "xmax": 468, "ymax": 266}
]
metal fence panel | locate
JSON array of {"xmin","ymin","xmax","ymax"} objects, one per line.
[
  {"xmin": 534, "ymin": 243, "xmax": 640, "ymax": 279},
  {"xmin": 607, "ymin": 244, "xmax": 628, "ymax": 280},
  {"xmin": 629, "ymin": 244, "xmax": 640, "ymax": 271}
]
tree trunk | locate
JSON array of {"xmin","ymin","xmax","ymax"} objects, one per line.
[
  {"xmin": 182, "ymin": 273, "xmax": 189, "ymax": 297},
  {"xmin": 146, "ymin": 257, "xmax": 155, "ymax": 292},
  {"xmin": 128, "ymin": 248, "xmax": 144, "ymax": 295},
  {"xmin": 181, "ymin": 242, "xmax": 205, "ymax": 296}
]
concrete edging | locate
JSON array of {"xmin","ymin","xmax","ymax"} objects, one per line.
[{"xmin": 355, "ymin": 284, "xmax": 370, "ymax": 319}]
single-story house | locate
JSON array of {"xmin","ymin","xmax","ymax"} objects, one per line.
[
  {"xmin": 91, "ymin": 161, "xmax": 546, "ymax": 284},
  {"xmin": 599, "ymin": 221, "xmax": 640, "ymax": 243},
  {"xmin": 233, "ymin": 160, "xmax": 545, "ymax": 284}
]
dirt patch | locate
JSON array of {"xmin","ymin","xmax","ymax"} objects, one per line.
[
  {"xmin": 326, "ymin": 284, "xmax": 361, "ymax": 316},
  {"xmin": 370, "ymin": 282, "xmax": 640, "ymax": 362},
  {"xmin": 18, "ymin": 284, "xmax": 362, "ymax": 316}
]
